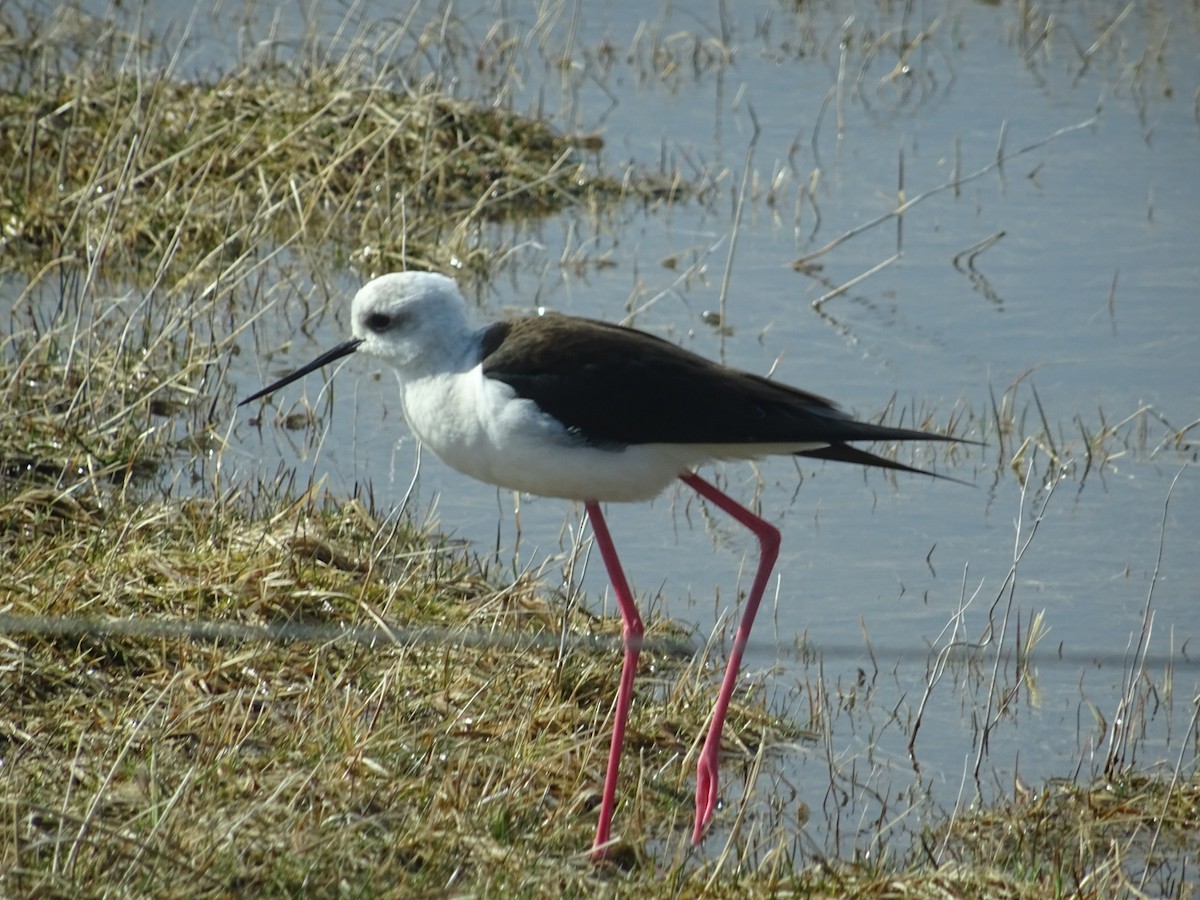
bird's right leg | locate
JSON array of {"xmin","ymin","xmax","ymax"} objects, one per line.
[{"xmin": 584, "ymin": 501, "xmax": 644, "ymax": 859}]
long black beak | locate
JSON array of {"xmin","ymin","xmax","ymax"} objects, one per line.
[{"xmin": 238, "ymin": 337, "xmax": 363, "ymax": 406}]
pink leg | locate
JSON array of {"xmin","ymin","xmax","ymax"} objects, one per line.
[
  {"xmin": 585, "ymin": 501, "xmax": 644, "ymax": 859},
  {"xmin": 679, "ymin": 472, "xmax": 781, "ymax": 844}
]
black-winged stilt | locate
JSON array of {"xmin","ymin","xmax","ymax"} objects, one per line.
[{"xmin": 241, "ymin": 271, "xmax": 966, "ymax": 856}]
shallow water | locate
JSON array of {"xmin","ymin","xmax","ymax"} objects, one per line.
[{"xmin": 46, "ymin": 0, "xmax": 1200, "ymax": 858}]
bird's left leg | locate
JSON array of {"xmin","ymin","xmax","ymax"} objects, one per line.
[{"xmin": 678, "ymin": 473, "xmax": 781, "ymax": 844}]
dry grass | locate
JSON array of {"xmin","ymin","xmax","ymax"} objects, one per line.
[
  {"xmin": 937, "ymin": 773, "xmax": 1200, "ymax": 898},
  {"xmin": 1, "ymin": 1, "xmax": 1197, "ymax": 896},
  {"xmin": 0, "ymin": 483, "xmax": 777, "ymax": 895},
  {"xmin": 5, "ymin": 478, "xmax": 1194, "ymax": 897},
  {"xmin": 0, "ymin": 4, "xmax": 678, "ymax": 285}
]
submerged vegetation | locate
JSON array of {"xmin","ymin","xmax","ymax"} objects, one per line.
[
  {"xmin": 1, "ymin": 1, "xmax": 1196, "ymax": 896},
  {"xmin": 0, "ymin": 4, "xmax": 674, "ymax": 284}
]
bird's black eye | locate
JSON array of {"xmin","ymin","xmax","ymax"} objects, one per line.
[{"xmin": 365, "ymin": 312, "xmax": 391, "ymax": 333}]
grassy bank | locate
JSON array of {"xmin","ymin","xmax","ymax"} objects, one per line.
[
  {"xmin": 0, "ymin": 6, "xmax": 670, "ymax": 284},
  {"xmin": 4, "ymin": 484, "xmax": 1195, "ymax": 897},
  {"xmin": 0, "ymin": 484, "xmax": 723, "ymax": 893}
]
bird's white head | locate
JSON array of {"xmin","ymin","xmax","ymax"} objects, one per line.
[{"xmin": 350, "ymin": 272, "xmax": 474, "ymax": 376}]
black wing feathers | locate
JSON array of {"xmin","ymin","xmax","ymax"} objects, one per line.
[{"xmin": 480, "ymin": 316, "xmax": 954, "ymax": 459}]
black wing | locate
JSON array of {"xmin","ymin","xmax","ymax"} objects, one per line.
[{"xmin": 480, "ymin": 315, "xmax": 954, "ymax": 459}]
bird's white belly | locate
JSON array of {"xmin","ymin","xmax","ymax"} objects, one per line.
[{"xmin": 399, "ymin": 368, "xmax": 706, "ymax": 502}]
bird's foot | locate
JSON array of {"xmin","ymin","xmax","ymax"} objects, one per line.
[{"xmin": 691, "ymin": 750, "xmax": 719, "ymax": 844}]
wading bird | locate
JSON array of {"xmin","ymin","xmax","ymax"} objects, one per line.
[{"xmin": 241, "ymin": 271, "xmax": 967, "ymax": 856}]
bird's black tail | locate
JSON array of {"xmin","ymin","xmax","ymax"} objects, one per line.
[{"xmin": 797, "ymin": 441, "xmax": 972, "ymax": 485}]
